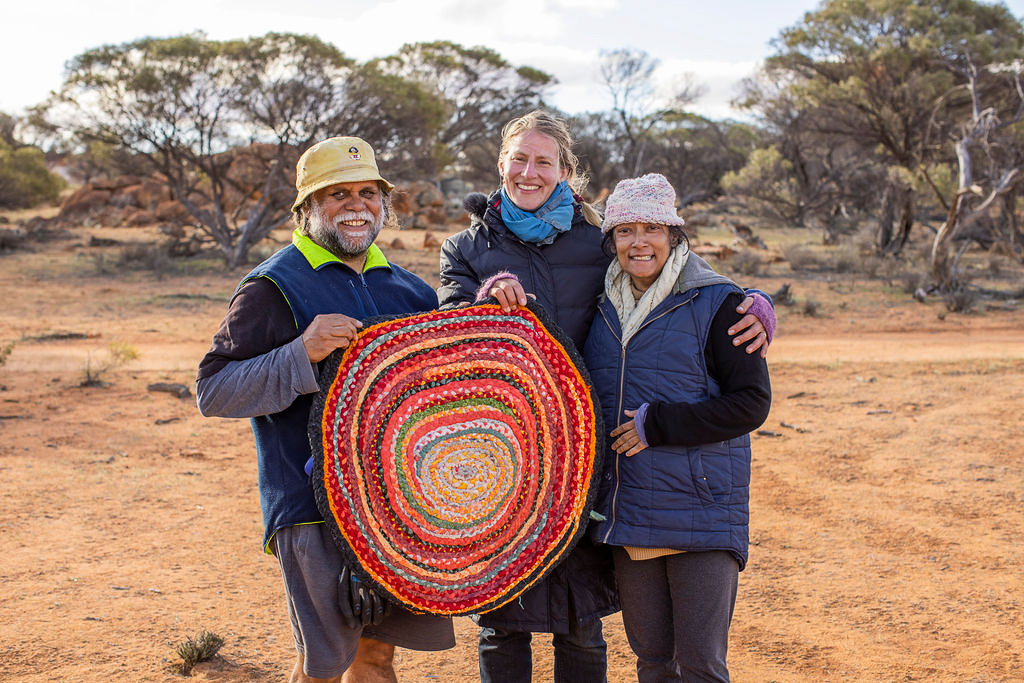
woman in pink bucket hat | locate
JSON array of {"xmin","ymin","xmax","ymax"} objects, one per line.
[{"xmin": 583, "ymin": 173, "xmax": 772, "ymax": 681}]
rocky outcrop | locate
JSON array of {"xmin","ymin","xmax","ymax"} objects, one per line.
[
  {"xmin": 389, "ymin": 180, "xmax": 468, "ymax": 231},
  {"xmin": 59, "ymin": 174, "xmax": 173, "ymax": 228},
  {"xmin": 58, "ymin": 165, "xmax": 469, "ymax": 232}
]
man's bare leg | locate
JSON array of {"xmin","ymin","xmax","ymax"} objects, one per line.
[
  {"xmin": 342, "ymin": 638, "xmax": 397, "ymax": 683},
  {"xmin": 289, "ymin": 638, "xmax": 396, "ymax": 683},
  {"xmin": 289, "ymin": 652, "xmax": 340, "ymax": 683}
]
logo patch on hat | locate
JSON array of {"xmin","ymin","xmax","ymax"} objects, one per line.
[{"xmin": 348, "ymin": 146, "xmax": 361, "ymax": 160}]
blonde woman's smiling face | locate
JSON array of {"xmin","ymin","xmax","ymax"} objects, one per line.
[{"xmin": 498, "ymin": 130, "xmax": 569, "ymax": 212}]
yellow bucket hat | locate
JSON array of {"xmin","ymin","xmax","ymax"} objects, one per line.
[{"xmin": 291, "ymin": 136, "xmax": 394, "ymax": 211}]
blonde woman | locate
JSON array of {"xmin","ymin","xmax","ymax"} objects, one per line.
[{"xmin": 439, "ymin": 113, "xmax": 774, "ymax": 683}]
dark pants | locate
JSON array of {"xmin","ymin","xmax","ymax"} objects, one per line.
[
  {"xmin": 613, "ymin": 547, "xmax": 738, "ymax": 682},
  {"xmin": 478, "ymin": 616, "xmax": 607, "ymax": 683}
]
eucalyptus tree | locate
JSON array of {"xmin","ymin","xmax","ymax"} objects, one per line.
[
  {"xmin": 36, "ymin": 32, "xmax": 444, "ymax": 267},
  {"xmin": 569, "ymin": 111, "xmax": 625, "ymax": 196},
  {"xmin": 598, "ymin": 48, "xmax": 704, "ymax": 179},
  {"xmin": 742, "ymin": 0, "xmax": 1024, "ymax": 288},
  {"xmin": 759, "ymin": 0, "xmax": 974, "ymax": 253},
  {"xmin": 726, "ymin": 76, "xmax": 876, "ymax": 238},
  {"xmin": 645, "ymin": 113, "xmax": 761, "ymax": 208},
  {"xmin": 374, "ymin": 41, "xmax": 553, "ymax": 184}
]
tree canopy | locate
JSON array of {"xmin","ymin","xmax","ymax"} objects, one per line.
[
  {"xmin": 34, "ymin": 32, "xmax": 449, "ymax": 267},
  {"xmin": 0, "ymin": 113, "xmax": 64, "ymax": 209},
  {"xmin": 17, "ymin": 7, "xmax": 1024, "ymax": 287},
  {"xmin": 729, "ymin": 0, "xmax": 1024, "ymax": 286},
  {"xmin": 0, "ymin": 138, "xmax": 65, "ymax": 209},
  {"xmin": 373, "ymin": 41, "xmax": 552, "ymax": 183}
]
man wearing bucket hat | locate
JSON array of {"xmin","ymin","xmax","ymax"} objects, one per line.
[{"xmin": 198, "ymin": 137, "xmax": 454, "ymax": 682}]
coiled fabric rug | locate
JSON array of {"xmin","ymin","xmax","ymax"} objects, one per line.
[{"xmin": 310, "ymin": 301, "xmax": 602, "ymax": 615}]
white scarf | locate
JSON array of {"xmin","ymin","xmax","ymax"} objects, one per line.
[{"xmin": 605, "ymin": 244, "xmax": 690, "ymax": 347}]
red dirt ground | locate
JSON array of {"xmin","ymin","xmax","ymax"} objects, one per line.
[{"xmin": 1, "ymin": 225, "xmax": 1022, "ymax": 681}]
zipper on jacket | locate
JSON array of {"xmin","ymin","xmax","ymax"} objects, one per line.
[
  {"xmin": 598, "ymin": 290, "xmax": 699, "ymax": 544},
  {"xmin": 603, "ymin": 340, "xmax": 628, "ymax": 544},
  {"xmin": 358, "ymin": 272, "xmax": 382, "ymax": 316},
  {"xmin": 595, "ymin": 304, "xmax": 626, "ymax": 544}
]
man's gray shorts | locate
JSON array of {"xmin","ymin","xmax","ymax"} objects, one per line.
[{"xmin": 271, "ymin": 523, "xmax": 455, "ymax": 678}]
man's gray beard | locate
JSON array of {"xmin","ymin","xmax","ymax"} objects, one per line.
[{"xmin": 306, "ymin": 202, "xmax": 383, "ymax": 259}]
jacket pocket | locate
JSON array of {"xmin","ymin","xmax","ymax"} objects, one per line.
[{"xmin": 687, "ymin": 452, "xmax": 715, "ymax": 506}]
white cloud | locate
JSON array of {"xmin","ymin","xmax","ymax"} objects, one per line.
[
  {"xmin": 12, "ymin": 0, "xmax": 1024, "ymax": 122},
  {"xmin": 551, "ymin": 0, "xmax": 619, "ymax": 10},
  {"xmin": 651, "ymin": 58, "xmax": 761, "ymax": 118},
  {"xmin": 0, "ymin": 0, "xmax": 763, "ymax": 119}
]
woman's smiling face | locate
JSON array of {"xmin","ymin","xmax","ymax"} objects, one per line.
[
  {"xmin": 613, "ymin": 222, "xmax": 672, "ymax": 292},
  {"xmin": 498, "ymin": 130, "xmax": 569, "ymax": 212}
]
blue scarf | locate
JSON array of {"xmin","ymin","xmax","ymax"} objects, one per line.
[{"xmin": 499, "ymin": 181, "xmax": 575, "ymax": 245}]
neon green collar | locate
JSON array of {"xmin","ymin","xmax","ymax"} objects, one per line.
[{"xmin": 292, "ymin": 229, "xmax": 389, "ymax": 272}]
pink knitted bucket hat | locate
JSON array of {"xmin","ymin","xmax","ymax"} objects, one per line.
[{"xmin": 601, "ymin": 173, "xmax": 686, "ymax": 233}]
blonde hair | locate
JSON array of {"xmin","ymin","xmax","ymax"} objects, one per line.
[{"xmin": 498, "ymin": 110, "xmax": 602, "ymax": 226}]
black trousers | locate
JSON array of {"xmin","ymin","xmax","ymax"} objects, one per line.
[{"xmin": 612, "ymin": 547, "xmax": 738, "ymax": 682}]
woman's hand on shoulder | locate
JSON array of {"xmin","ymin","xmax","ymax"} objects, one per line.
[{"xmin": 729, "ymin": 295, "xmax": 769, "ymax": 358}]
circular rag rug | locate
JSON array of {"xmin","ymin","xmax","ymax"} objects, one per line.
[{"xmin": 310, "ymin": 301, "xmax": 602, "ymax": 616}]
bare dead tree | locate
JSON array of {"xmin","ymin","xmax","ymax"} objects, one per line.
[
  {"xmin": 930, "ymin": 55, "xmax": 1024, "ymax": 291},
  {"xmin": 598, "ymin": 48, "xmax": 704, "ymax": 177}
]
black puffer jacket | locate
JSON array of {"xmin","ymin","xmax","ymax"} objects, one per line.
[
  {"xmin": 438, "ymin": 189, "xmax": 619, "ymax": 632},
  {"xmin": 439, "ymin": 190, "xmax": 611, "ymax": 350}
]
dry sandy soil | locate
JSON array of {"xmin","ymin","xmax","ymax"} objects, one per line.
[{"xmin": 1, "ymin": 223, "xmax": 1022, "ymax": 682}]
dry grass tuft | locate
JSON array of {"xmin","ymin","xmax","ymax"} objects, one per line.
[{"xmin": 175, "ymin": 630, "xmax": 225, "ymax": 676}]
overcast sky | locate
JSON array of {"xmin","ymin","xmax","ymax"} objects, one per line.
[{"xmin": 5, "ymin": 0, "xmax": 1024, "ymax": 121}]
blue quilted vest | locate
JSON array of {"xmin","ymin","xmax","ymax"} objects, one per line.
[
  {"xmin": 582, "ymin": 276, "xmax": 753, "ymax": 569},
  {"xmin": 241, "ymin": 234, "xmax": 438, "ymax": 550}
]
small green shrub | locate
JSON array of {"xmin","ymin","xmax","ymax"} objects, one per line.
[
  {"xmin": 803, "ymin": 298, "xmax": 823, "ymax": 317},
  {"xmin": 858, "ymin": 254, "xmax": 884, "ymax": 278},
  {"xmin": 175, "ymin": 630, "xmax": 224, "ymax": 676},
  {"xmin": 82, "ymin": 341, "xmax": 140, "ymax": 387},
  {"xmin": 771, "ymin": 283, "xmax": 795, "ymax": 306},
  {"xmin": 830, "ymin": 244, "xmax": 859, "ymax": 273},
  {"xmin": 0, "ymin": 340, "xmax": 14, "ymax": 368},
  {"xmin": 119, "ymin": 243, "xmax": 174, "ymax": 276},
  {"xmin": 943, "ymin": 285, "xmax": 977, "ymax": 313},
  {"xmin": 0, "ymin": 227, "xmax": 26, "ymax": 251},
  {"xmin": 893, "ymin": 270, "xmax": 926, "ymax": 295},
  {"xmin": 91, "ymin": 243, "xmax": 175, "ymax": 278},
  {"xmin": 731, "ymin": 249, "xmax": 765, "ymax": 276},
  {"xmin": 784, "ymin": 244, "xmax": 824, "ymax": 271},
  {"xmin": 0, "ymin": 140, "xmax": 65, "ymax": 209}
]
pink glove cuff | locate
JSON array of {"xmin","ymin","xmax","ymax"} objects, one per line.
[
  {"xmin": 748, "ymin": 293, "xmax": 776, "ymax": 344},
  {"xmin": 475, "ymin": 271, "xmax": 519, "ymax": 302}
]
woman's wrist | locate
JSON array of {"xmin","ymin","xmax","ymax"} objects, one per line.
[
  {"xmin": 633, "ymin": 402, "xmax": 650, "ymax": 447},
  {"xmin": 475, "ymin": 271, "xmax": 519, "ymax": 302},
  {"xmin": 747, "ymin": 293, "xmax": 776, "ymax": 344}
]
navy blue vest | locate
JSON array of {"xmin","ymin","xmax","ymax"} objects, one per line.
[
  {"xmin": 242, "ymin": 240, "xmax": 437, "ymax": 550},
  {"xmin": 583, "ymin": 281, "xmax": 753, "ymax": 569}
]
